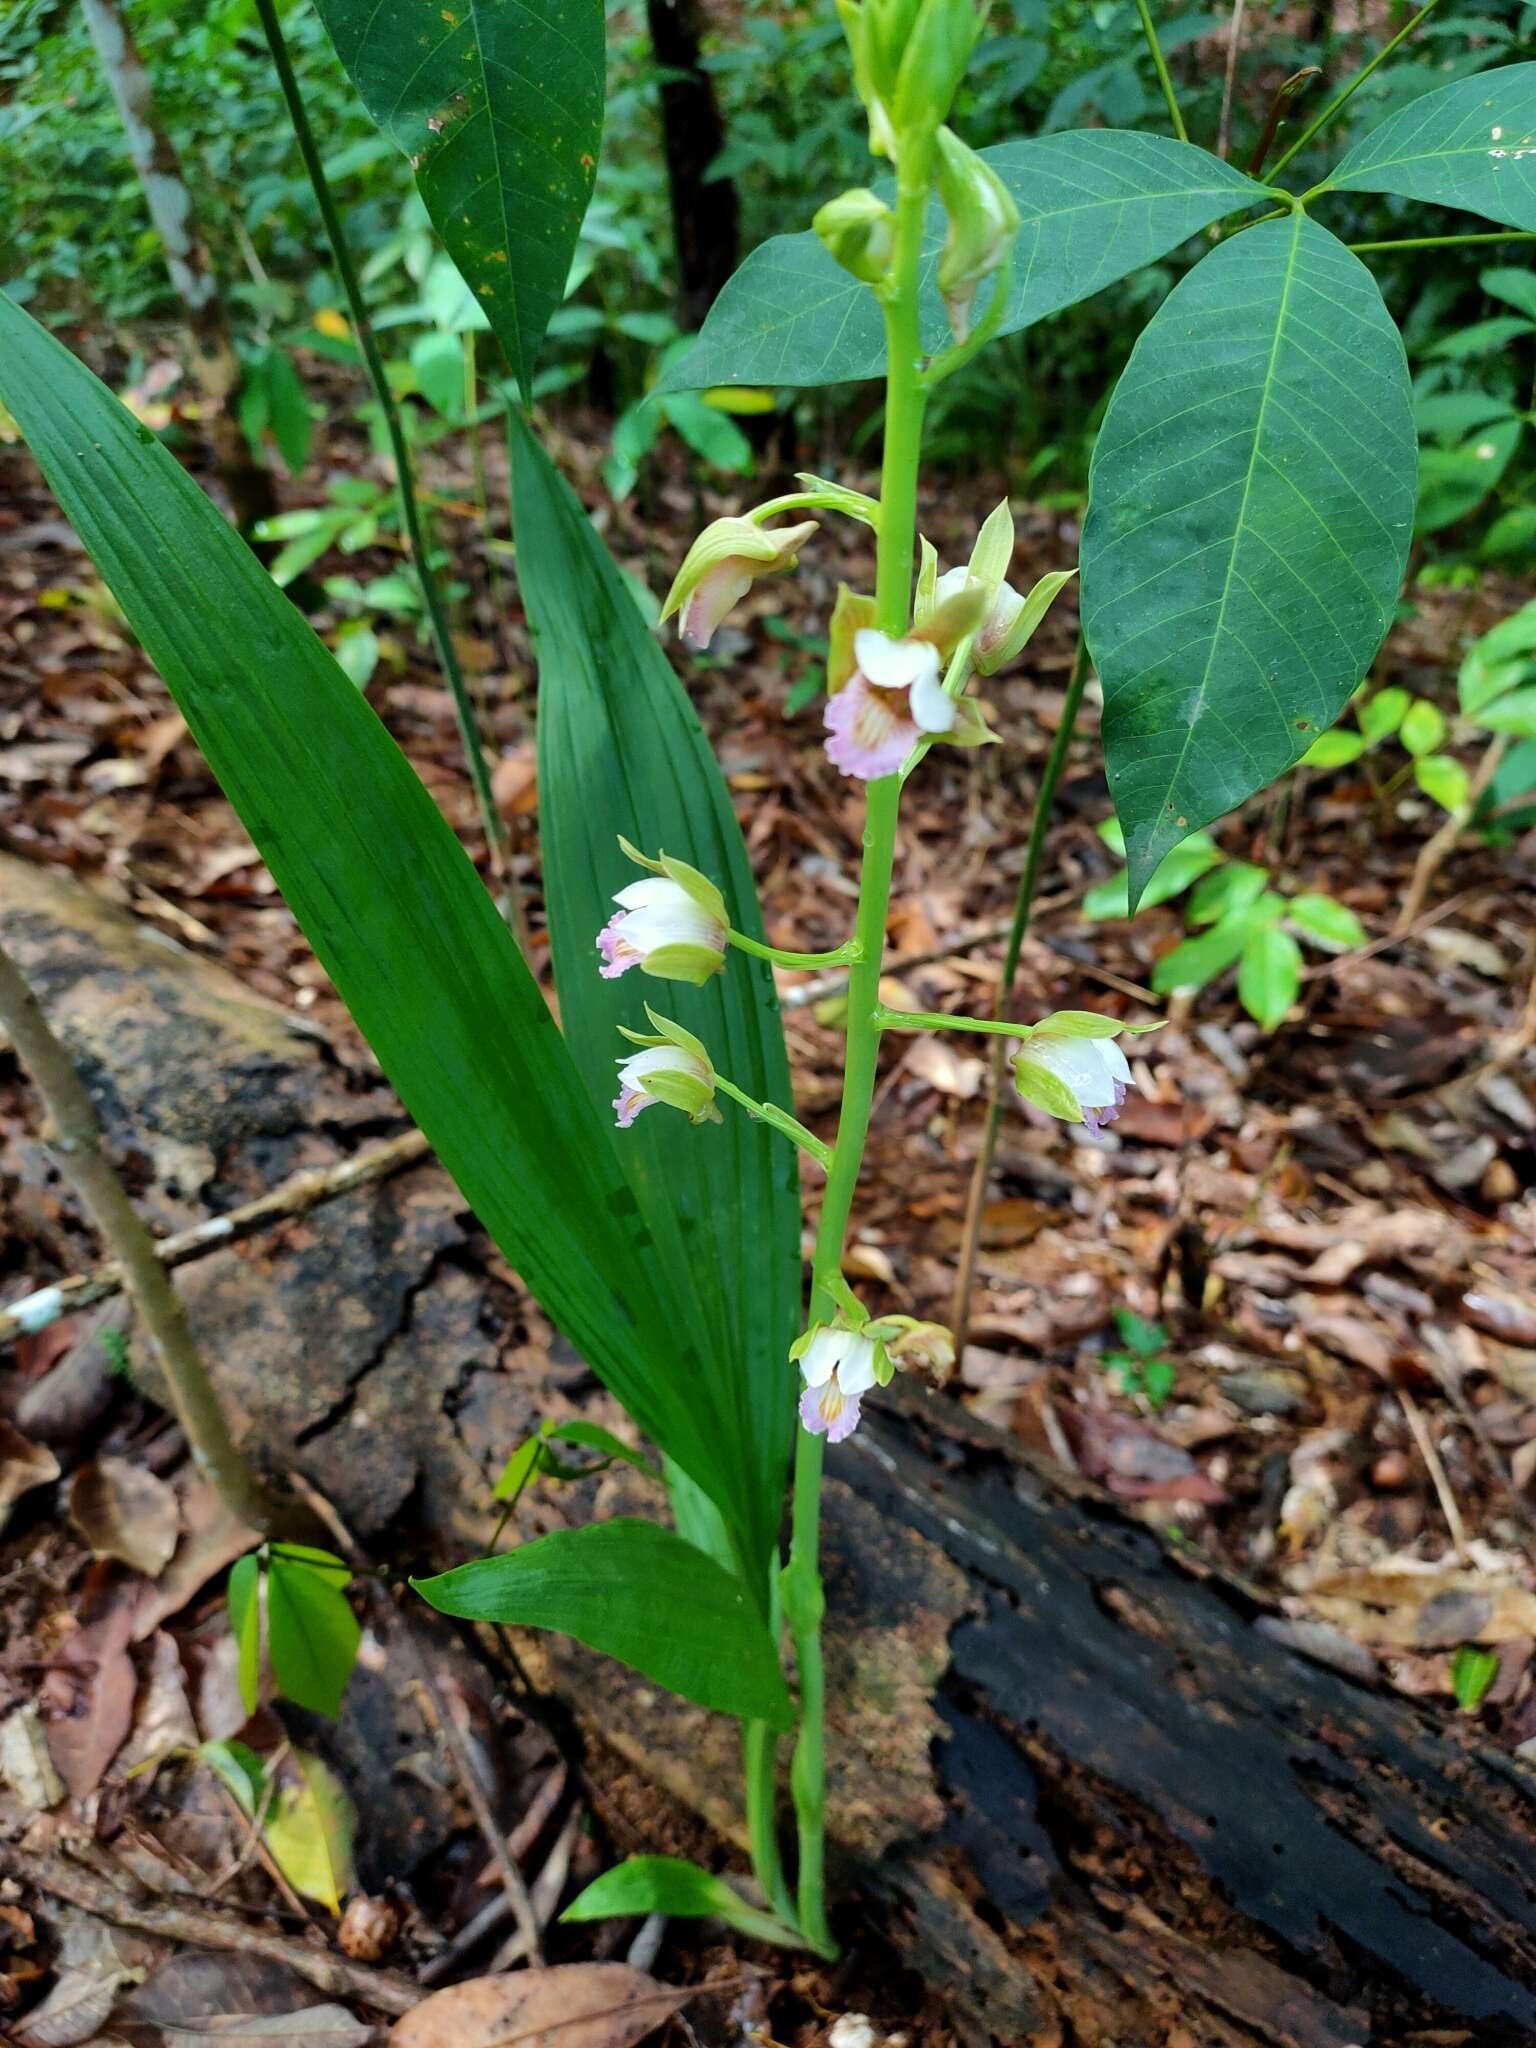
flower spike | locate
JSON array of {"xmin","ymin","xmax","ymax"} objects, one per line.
[
  {"xmin": 661, "ymin": 515, "xmax": 819, "ymax": 650},
  {"xmin": 596, "ymin": 838, "xmax": 728, "ymax": 987}
]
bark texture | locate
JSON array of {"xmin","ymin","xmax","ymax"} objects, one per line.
[
  {"xmin": 645, "ymin": 0, "xmax": 740, "ymax": 328},
  {"xmin": 5, "ymin": 855, "xmax": 1535, "ymax": 2046}
]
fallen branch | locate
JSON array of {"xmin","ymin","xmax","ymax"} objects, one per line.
[
  {"xmin": 0, "ymin": 1836, "xmax": 421, "ymax": 2016},
  {"xmin": 0, "ymin": 1128, "xmax": 430, "ymax": 1348},
  {"xmin": 0, "ymin": 935, "xmax": 291, "ymax": 1536}
]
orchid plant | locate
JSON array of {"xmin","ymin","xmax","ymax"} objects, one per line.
[{"xmin": 3, "ymin": 0, "xmax": 1533, "ymax": 1968}]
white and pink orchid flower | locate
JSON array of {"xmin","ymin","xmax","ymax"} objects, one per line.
[
  {"xmin": 612, "ymin": 1008, "xmax": 721, "ymax": 1131},
  {"xmin": 795, "ymin": 1324, "xmax": 883, "ymax": 1443},
  {"xmin": 661, "ymin": 515, "xmax": 819, "ymax": 650},
  {"xmin": 823, "ymin": 627, "xmax": 957, "ymax": 780},
  {"xmin": 1010, "ymin": 1011, "xmax": 1159, "ymax": 1136},
  {"xmin": 596, "ymin": 841, "xmax": 728, "ymax": 987}
]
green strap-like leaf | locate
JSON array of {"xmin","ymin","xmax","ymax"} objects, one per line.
[
  {"xmin": 512, "ymin": 417, "xmax": 800, "ymax": 1582},
  {"xmin": 1081, "ymin": 214, "xmax": 1415, "ymax": 905},
  {"xmin": 562, "ymin": 1856, "xmax": 807, "ymax": 1946},
  {"xmin": 659, "ymin": 131, "xmax": 1268, "ymax": 393},
  {"xmin": 0, "ymin": 289, "xmax": 735, "ymax": 1533},
  {"xmin": 310, "ymin": 0, "xmax": 605, "ymax": 395},
  {"xmin": 1320, "ymin": 63, "xmax": 1536, "ymax": 230},
  {"xmin": 413, "ymin": 1520, "xmax": 793, "ymax": 1727}
]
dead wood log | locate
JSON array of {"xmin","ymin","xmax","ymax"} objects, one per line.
[{"xmin": 4, "ymin": 855, "xmax": 1535, "ymax": 2045}]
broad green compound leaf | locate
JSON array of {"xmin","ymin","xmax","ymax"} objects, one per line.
[
  {"xmin": 1481, "ymin": 266, "xmax": 1536, "ymax": 321},
  {"xmin": 660, "ymin": 131, "xmax": 1267, "ymax": 392},
  {"xmin": 414, "ymin": 1520, "xmax": 793, "ymax": 1727},
  {"xmin": 0, "ymin": 292, "xmax": 738, "ymax": 1539},
  {"xmin": 1301, "ymin": 729, "xmax": 1368, "ymax": 768},
  {"xmin": 563, "ymin": 1856, "xmax": 807, "ymax": 1947},
  {"xmin": 1285, "ymin": 892, "xmax": 1366, "ymax": 950},
  {"xmin": 227, "ymin": 1553, "xmax": 262, "ymax": 1717},
  {"xmin": 1425, "ymin": 315, "xmax": 1535, "ymax": 360},
  {"xmin": 1477, "ymin": 685, "xmax": 1536, "ymax": 736},
  {"xmin": 1358, "ymin": 685, "xmax": 1410, "ymax": 743},
  {"xmin": 1399, "ymin": 699, "xmax": 1448, "ymax": 757},
  {"xmin": 1082, "ymin": 214, "xmax": 1415, "ymax": 906},
  {"xmin": 266, "ymin": 1551, "xmax": 360, "ymax": 1719},
  {"xmin": 1188, "ymin": 860, "xmax": 1270, "ymax": 925},
  {"xmin": 1416, "ymin": 418, "xmax": 1522, "ymax": 536},
  {"xmin": 1081, "ymin": 829, "xmax": 1221, "ymax": 918},
  {"xmin": 512, "ymin": 416, "xmax": 800, "ymax": 1582},
  {"xmin": 1322, "ymin": 63, "xmax": 1536, "ymax": 230},
  {"xmin": 1237, "ymin": 924, "xmax": 1302, "ymax": 1032},
  {"xmin": 1415, "ymin": 753, "xmax": 1472, "ymax": 810},
  {"xmin": 1412, "ymin": 390, "xmax": 1517, "ymax": 441},
  {"xmin": 310, "ymin": 0, "xmax": 604, "ymax": 396},
  {"xmin": 1152, "ymin": 910, "xmax": 1261, "ymax": 994}
]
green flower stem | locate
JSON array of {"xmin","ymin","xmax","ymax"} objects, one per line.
[
  {"xmin": 1270, "ymin": 0, "xmax": 1449, "ymax": 179},
  {"xmin": 728, "ymin": 931, "xmax": 860, "ymax": 970},
  {"xmin": 252, "ymin": 0, "xmax": 527, "ymax": 954},
  {"xmin": 782, "ymin": 132, "xmax": 933, "ymax": 1961},
  {"xmin": 1133, "ymin": 0, "xmax": 1189, "ymax": 142},
  {"xmin": 874, "ymin": 1007, "xmax": 1028, "ymax": 1038},
  {"xmin": 713, "ymin": 1075, "xmax": 834, "ymax": 1172},
  {"xmin": 743, "ymin": 1574, "xmax": 796, "ymax": 1926}
]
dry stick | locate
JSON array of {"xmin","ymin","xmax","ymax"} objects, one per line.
[
  {"xmin": 291, "ymin": 1475, "xmax": 545, "ymax": 1967},
  {"xmin": 0, "ymin": 1128, "xmax": 431, "ymax": 1347},
  {"xmin": 0, "ymin": 936, "xmax": 291, "ymax": 1538},
  {"xmin": 251, "ymin": 0, "xmax": 531, "ymax": 959},
  {"xmin": 0, "ymin": 1837, "xmax": 421, "ymax": 2016},
  {"xmin": 419, "ymin": 1762, "xmax": 569, "ymax": 1986},
  {"xmin": 1398, "ymin": 1385, "xmax": 1471, "ymax": 1565},
  {"xmin": 949, "ymin": 640, "xmax": 1091, "ymax": 1349},
  {"xmin": 1394, "ymin": 737, "xmax": 1507, "ymax": 936},
  {"xmin": 1216, "ymin": 0, "xmax": 1246, "ymax": 161}
]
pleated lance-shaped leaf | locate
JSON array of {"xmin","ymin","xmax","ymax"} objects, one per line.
[
  {"xmin": 309, "ymin": 0, "xmax": 605, "ymax": 396},
  {"xmin": 1080, "ymin": 214, "xmax": 1415, "ymax": 906},
  {"xmin": 1321, "ymin": 63, "xmax": 1536, "ymax": 231},
  {"xmin": 659, "ymin": 131, "xmax": 1267, "ymax": 393},
  {"xmin": 0, "ymin": 290, "xmax": 740, "ymax": 1542},
  {"xmin": 511, "ymin": 416, "xmax": 800, "ymax": 1585},
  {"xmin": 414, "ymin": 1520, "xmax": 793, "ymax": 1726}
]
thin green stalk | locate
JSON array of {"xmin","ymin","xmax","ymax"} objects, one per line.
[
  {"xmin": 875, "ymin": 1007, "xmax": 1027, "ymax": 1037},
  {"xmin": 948, "ymin": 636, "xmax": 1089, "ymax": 1344},
  {"xmin": 713, "ymin": 1075, "xmax": 834, "ymax": 1171},
  {"xmin": 253, "ymin": 0, "xmax": 525, "ymax": 950},
  {"xmin": 1133, "ymin": 0, "xmax": 1189, "ymax": 141},
  {"xmin": 462, "ymin": 328, "xmax": 517, "ymax": 679},
  {"xmin": 728, "ymin": 930, "xmax": 859, "ymax": 970},
  {"xmin": 1268, "ymin": 0, "xmax": 1449, "ymax": 179},
  {"xmin": 743, "ymin": 1569, "xmax": 794, "ymax": 1925},
  {"xmin": 781, "ymin": 135, "xmax": 933, "ymax": 1959},
  {"xmin": 1349, "ymin": 231, "xmax": 1536, "ymax": 253}
]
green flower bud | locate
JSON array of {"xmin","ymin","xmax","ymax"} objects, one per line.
[
  {"xmin": 814, "ymin": 189, "xmax": 897, "ymax": 284},
  {"xmin": 891, "ymin": 0, "xmax": 986, "ymax": 138},
  {"xmin": 935, "ymin": 126, "xmax": 1021, "ymax": 341}
]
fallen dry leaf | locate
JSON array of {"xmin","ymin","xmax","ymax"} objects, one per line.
[
  {"xmin": 43, "ymin": 1593, "xmax": 137, "ymax": 1799},
  {"xmin": 132, "ymin": 1475, "xmax": 259, "ymax": 1642},
  {"xmin": 905, "ymin": 1035, "xmax": 984, "ymax": 1099},
  {"xmin": 151, "ymin": 2007, "xmax": 376, "ymax": 2046},
  {"xmin": 1309, "ymin": 1565, "xmax": 1536, "ymax": 1647},
  {"xmin": 12, "ymin": 1956, "xmax": 144, "ymax": 2046},
  {"xmin": 388, "ymin": 1964, "xmax": 688, "ymax": 2048},
  {"xmin": 68, "ymin": 1456, "xmax": 179, "ymax": 1576},
  {"xmin": 0, "ymin": 1703, "xmax": 66, "ymax": 1810},
  {"xmin": 0, "ymin": 1420, "xmax": 60, "ymax": 1532}
]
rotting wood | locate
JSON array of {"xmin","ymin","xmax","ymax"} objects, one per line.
[{"xmin": 5, "ymin": 856, "xmax": 1536, "ymax": 2047}]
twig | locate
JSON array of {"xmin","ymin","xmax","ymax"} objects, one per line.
[
  {"xmin": 0, "ymin": 1836, "xmax": 421, "ymax": 2016},
  {"xmin": 1268, "ymin": 0, "xmax": 1450, "ymax": 178},
  {"xmin": 1217, "ymin": 0, "xmax": 1246, "ymax": 160},
  {"xmin": 487, "ymin": 1803, "xmax": 582, "ymax": 1972},
  {"xmin": 0, "ymin": 1129, "xmax": 431, "ymax": 1347},
  {"xmin": 1398, "ymin": 1386, "xmax": 1470, "ymax": 1566},
  {"xmin": 290, "ymin": 1477, "xmax": 545, "ymax": 1966},
  {"xmin": 1132, "ymin": 0, "xmax": 1189, "ymax": 140},
  {"xmin": 0, "ymin": 936, "xmax": 293, "ymax": 1538},
  {"xmin": 950, "ymin": 638, "xmax": 1091, "ymax": 1349},
  {"xmin": 1394, "ymin": 738, "xmax": 1506, "ymax": 936},
  {"xmin": 251, "ymin": 0, "xmax": 530, "ymax": 958},
  {"xmin": 419, "ymin": 1763, "xmax": 570, "ymax": 1986}
]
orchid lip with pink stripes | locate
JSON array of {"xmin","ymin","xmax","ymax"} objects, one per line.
[
  {"xmin": 823, "ymin": 629, "xmax": 956, "ymax": 781},
  {"xmin": 797, "ymin": 1325, "xmax": 880, "ymax": 1442}
]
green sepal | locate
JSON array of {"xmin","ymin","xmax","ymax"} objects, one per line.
[
  {"xmin": 914, "ymin": 537, "xmax": 939, "ymax": 627},
  {"xmin": 615, "ymin": 834, "xmax": 728, "ymax": 928},
  {"xmin": 976, "ymin": 567, "xmax": 1077, "ymax": 677},
  {"xmin": 1024, "ymin": 1009, "xmax": 1163, "ymax": 1039},
  {"xmin": 1011, "ymin": 1055, "xmax": 1085, "ymax": 1123},
  {"xmin": 828, "ymin": 585, "xmax": 878, "ymax": 694},
  {"xmin": 937, "ymin": 696, "xmax": 999, "ymax": 748},
  {"xmin": 793, "ymin": 471, "xmax": 882, "ymax": 532}
]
